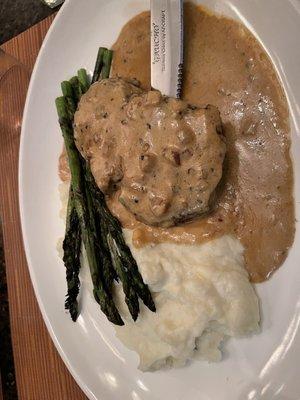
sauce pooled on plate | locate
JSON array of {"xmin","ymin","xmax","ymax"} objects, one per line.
[
  {"xmin": 109, "ymin": 3, "xmax": 295, "ymax": 282},
  {"xmin": 59, "ymin": 3, "xmax": 295, "ymax": 283}
]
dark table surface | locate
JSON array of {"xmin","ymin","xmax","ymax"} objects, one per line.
[{"xmin": 0, "ymin": 0, "xmax": 60, "ymax": 45}]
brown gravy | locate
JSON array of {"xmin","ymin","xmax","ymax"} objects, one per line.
[
  {"xmin": 74, "ymin": 78, "xmax": 226, "ymax": 227},
  {"xmin": 110, "ymin": 3, "xmax": 295, "ymax": 283},
  {"xmin": 59, "ymin": 3, "xmax": 294, "ymax": 283}
]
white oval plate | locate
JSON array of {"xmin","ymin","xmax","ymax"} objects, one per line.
[{"xmin": 20, "ymin": 1, "xmax": 300, "ymax": 399}]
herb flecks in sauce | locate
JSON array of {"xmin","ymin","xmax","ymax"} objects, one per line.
[
  {"xmin": 59, "ymin": 3, "xmax": 295, "ymax": 283},
  {"xmin": 110, "ymin": 3, "xmax": 295, "ymax": 283},
  {"xmin": 74, "ymin": 78, "xmax": 226, "ymax": 227}
]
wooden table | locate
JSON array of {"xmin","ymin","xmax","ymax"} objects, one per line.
[{"xmin": 0, "ymin": 15, "xmax": 86, "ymax": 400}]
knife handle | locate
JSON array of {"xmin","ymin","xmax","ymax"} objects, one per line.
[{"xmin": 150, "ymin": 0, "xmax": 183, "ymax": 98}]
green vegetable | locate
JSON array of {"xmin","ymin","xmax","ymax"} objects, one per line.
[
  {"xmin": 56, "ymin": 96, "xmax": 123, "ymax": 325},
  {"xmin": 91, "ymin": 47, "xmax": 106, "ymax": 83},
  {"xmin": 69, "ymin": 76, "xmax": 82, "ymax": 103},
  {"xmin": 57, "ymin": 47, "xmax": 155, "ymax": 325},
  {"xmin": 61, "ymin": 81, "xmax": 76, "ymax": 119},
  {"xmin": 77, "ymin": 68, "xmax": 90, "ymax": 93},
  {"xmin": 63, "ymin": 188, "xmax": 81, "ymax": 321},
  {"xmin": 85, "ymin": 168, "xmax": 155, "ymax": 313},
  {"xmin": 101, "ymin": 49, "xmax": 113, "ymax": 79}
]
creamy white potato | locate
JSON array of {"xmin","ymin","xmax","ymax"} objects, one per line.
[
  {"xmin": 59, "ymin": 182, "xmax": 259, "ymax": 371},
  {"xmin": 114, "ymin": 231, "xmax": 259, "ymax": 371}
]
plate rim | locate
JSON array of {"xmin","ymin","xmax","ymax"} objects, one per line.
[
  {"xmin": 18, "ymin": 1, "xmax": 97, "ymax": 399},
  {"xmin": 18, "ymin": 1, "xmax": 300, "ymax": 399}
]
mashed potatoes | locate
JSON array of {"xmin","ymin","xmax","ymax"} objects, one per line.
[
  {"xmin": 114, "ymin": 232, "xmax": 260, "ymax": 371},
  {"xmin": 59, "ymin": 183, "xmax": 260, "ymax": 371}
]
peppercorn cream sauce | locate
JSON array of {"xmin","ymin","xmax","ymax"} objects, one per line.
[
  {"xmin": 59, "ymin": 3, "xmax": 294, "ymax": 283},
  {"xmin": 73, "ymin": 78, "xmax": 226, "ymax": 228},
  {"xmin": 109, "ymin": 3, "xmax": 295, "ymax": 283}
]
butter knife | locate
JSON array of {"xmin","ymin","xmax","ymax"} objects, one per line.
[{"xmin": 150, "ymin": 0, "xmax": 184, "ymax": 98}]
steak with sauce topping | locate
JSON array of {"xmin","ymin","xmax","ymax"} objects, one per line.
[{"xmin": 74, "ymin": 78, "xmax": 226, "ymax": 227}]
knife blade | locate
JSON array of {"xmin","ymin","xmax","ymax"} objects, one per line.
[{"xmin": 150, "ymin": 0, "xmax": 183, "ymax": 98}]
